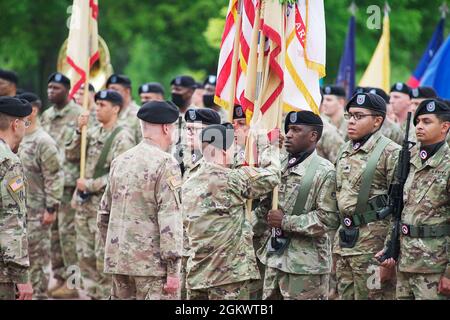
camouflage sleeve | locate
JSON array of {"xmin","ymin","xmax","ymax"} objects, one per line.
[
  {"xmin": 97, "ymin": 160, "xmax": 115, "ymax": 244},
  {"xmin": 446, "ymin": 177, "xmax": 450, "ymax": 279},
  {"xmin": 282, "ymin": 170, "xmax": 340, "ymax": 237},
  {"xmin": 252, "ymin": 196, "xmax": 271, "ymax": 236},
  {"xmin": 85, "ymin": 131, "xmax": 135, "ymax": 193},
  {"xmin": 155, "ymin": 159, "xmax": 183, "ymax": 276},
  {"xmin": 65, "ymin": 130, "xmax": 82, "ymax": 162},
  {"xmin": 317, "ymin": 127, "xmax": 345, "ymax": 164},
  {"xmin": 0, "ymin": 160, "xmax": 30, "ymax": 283},
  {"xmin": 228, "ymin": 144, "xmax": 281, "ymax": 200},
  {"xmin": 39, "ymin": 139, "xmax": 64, "ymax": 208},
  {"xmin": 385, "ymin": 144, "xmax": 401, "ymax": 186}
]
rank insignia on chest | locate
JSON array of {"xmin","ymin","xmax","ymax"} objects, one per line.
[
  {"xmin": 8, "ymin": 176, "xmax": 24, "ymax": 192},
  {"xmin": 167, "ymin": 175, "xmax": 182, "ymax": 190}
]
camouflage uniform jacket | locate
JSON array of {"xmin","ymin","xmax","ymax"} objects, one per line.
[
  {"xmin": 183, "ymin": 144, "xmax": 281, "ymax": 290},
  {"xmin": 398, "ymin": 142, "xmax": 450, "ymax": 277},
  {"xmin": 255, "ymin": 151, "xmax": 340, "ymax": 274},
  {"xmin": 317, "ymin": 117, "xmax": 346, "ymax": 163},
  {"xmin": 18, "ymin": 128, "xmax": 64, "ymax": 219},
  {"xmin": 98, "ymin": 140, "xmax": 183, "ymax": 277},
  {"xmin": 117, "ymin": 101, "xmax": 142, "ymax": 144},
  {"xmin": 182, "ymin": 154, "xmax": 204, "ymax": 258},
  {"xmin": 333, "ymin": 130, "xmax": 400, "ymax": 256},
  {"xmin": 0, "ymin": 140, "xmax": 29, "ymax": 283},
  {"xmin": 66, "ymin": 123, "xmax": 135, "ymax": 197},
  {"xmin": 381, "ymin": 118, "xmax": 403, "ymax": 145},
  {"xmin": 41, "ymin": 100, "xmax": 84, "ymax": 187}
]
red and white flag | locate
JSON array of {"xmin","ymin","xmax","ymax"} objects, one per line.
[
  {"xmin": 66, "ymin": 0, "xmax": 99, "ymax": 100},
  {"xmin": 236, "ymin": 0, "xmax": 258, "ymax": 109},
  {"xmin": 214, "ymin": 0, "xmax": 240, "ymax": 111}
]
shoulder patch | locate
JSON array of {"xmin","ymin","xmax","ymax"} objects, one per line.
[
  {"xmin": 167, "ymin": 175, "xmax": 182, "ymax": 190},
  {"xmin": 8, "ymin": 176, "xmax": 24, "ymax": 192}
]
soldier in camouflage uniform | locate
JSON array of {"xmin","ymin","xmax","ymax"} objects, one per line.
[
  {"xmin": 17, "ymin": 93, "xmax": 64, "ymax": 299},
  {"xmin": 98, "ymin": 101, "xmax": 183, "ymax": 300},
  {"xmin": 334, "ymin": 93, "xmax": 400, "ymax": 300},
  {"xmin": 138, "ymin": 82, "xmax": 165, "ymax": 104},
  {"xmin": 41, "ymin": 72, "xmax": 83, "ymax": 298},
  {"xmin": 254, "ymin": 111, "xmax": 340, "ymax": 300},
  {"xmin": 378, "ymin": 99, "xmax": 450, "ymax": 300},
  {"xmin": 232, "ymin": 105, "xmax": 249, "ymax": 168},
  {"xmin": 106, "ymin": 74, "xmax": 142, "ymax": 143},
  {"xmin": 74, "ymin": 83, "xmax": 98, "ymax": 127},
  {"xmin": 367, "ymin": 88, "xmax": 404, "ymax": 145},
  {"xmin": 183, "ymin": 124, "xmax": 280, "ymax": 300},
  {"xmin": 66, "ymin": 90, "xmax": 135, "ymax": 299},
  {"xmin": 170, "ymin": 75, "xmax": 199, "ymax": 174},
  {"xmin": 202, "ymin": 75, "xmax": 228, "ymax": 122},
  {"xmin": 180, "ymin": 108, "xmax": 221, "ymax": 299},
  {"xmin": 317, "ymin": 116, "xmax": 345, "ymax": 163},
  {"xmin": 409, "ymin": 86, "xmax": 437, "ymax": 114},
  {"xmin": 321, "ymin": 85, "xmax": 347, "ymax": 138},
  {"xmin": 0, "ymin": 97, "xmax": 33, "ymax": 300}
]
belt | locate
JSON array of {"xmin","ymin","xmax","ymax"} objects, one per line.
[
  {"xmin": 401, "ymin": 223, "xmax": 450, "ymax": 238},
  {"xmin": 342, "ymin": 195, "xmax": 389, "ymax": 228}
]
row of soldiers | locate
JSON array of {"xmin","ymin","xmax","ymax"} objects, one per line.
[{"xmin": 0, "ymin": 66, "xmax": 449, "ymax": 300}]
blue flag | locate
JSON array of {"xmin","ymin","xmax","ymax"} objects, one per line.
[
  {"xmin": 336, "ymin": 15, "xmax": 355, "ymax": 99},
  {"xmin": 421, "ymin": 35, "xmax": 450, "ymax": 99},
  {"xmin": 407, "ymin": 18, "xmax": 445, "ymax": 88}
]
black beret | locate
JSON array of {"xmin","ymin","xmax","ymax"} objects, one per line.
[
  {"xmin": 390, "ymin": 82, "xmax": 411, "ymax": 96},
  {"xmin": 203, "ymin": 75, "xmax": 217, "ymax": 87},
  {"xmin": 413, "ymin": 99, "xmax": 450, "ymax": 125},
  {"xmin": 322, "ymin": 85, "xmax": 346, "ymax": 97},
  {"xmin": 48, "ymin": 72, "xmax": 71, "ymax": 88},
  {"xmin": 106, "ymin": 74, "xmax": 131, "ymax": 88},
  {"xmin": 95, "ymin": 90, "xmax": 123, "ymax": 106},
  {"xmin": 137, "ymin": 100, "xmax": 179, "ymax": 124},
  {"xmin": 368, "ymin": 87, "xmax": 390, "ymax": 104},
  {"xmin": 0, "ymin": 97, "xmax": 32, "ymax": 117},
  {"xmin": 353, "ymin": 86, "xmax": 369, "ymax": 95},
  {"xmin": 138, "ymin": 82, "xmax": 165, "ymax": 95},
  {"xmin": 284, "ymin": 110, "xmax": 323, "ymax": 134},
  {"xmin": 410, "ymin": 86, "xmax": 437, "ymax": 99},
  {"xmin": 0, "ymin": 69, "xmax": 18, "ymax": 84},
  {"xmin": 170, "ymin": 75, "xmax": 197, "ymax": 89},
  {"xmin": 185, "ymin": 108, "xmax": 221, "ymax": 125},
  {"xmin": 201, "ymin": 124, "xmax": 235, "ymax": 151},
  {"xmin": 17, "ymin": 92, "xmax": 40, "ymax": 104},
  {"xmin": 233, "ymin": 105, "xmax": 246, "ymax": 120},
  {"xmin": 88, "ymin": 83, "xmax": 95, "ymax": 92},
  {"xmin": 345, "ymin": 93, "xmax": 387, "ymax": 114}
]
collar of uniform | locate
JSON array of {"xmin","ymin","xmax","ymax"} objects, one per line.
[
  {"xmin": 142, "ymin": 138, "xmax": 166, "ymax": 152},
  {"xmin": 412, "ymin": 140, "xmax": 450, "ymax": 171},
  {"xmin": 283, "ymin": 150, "xmax": 317, "ymax": 176},
  {"xmin": 52, "ymin": 100, "xmax": 76, "ymax": 118},
  {"xmin": 352, "ymin": 130, "xmax": 383, "ymax": 154}
]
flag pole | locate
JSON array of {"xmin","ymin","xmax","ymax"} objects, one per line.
[
  {"xmin": 271, "ymin": 3, "xmax": 286, "ymax": 211},
  {"xmin": 79, "ymin": 11, "xmax": 91, "ymax": 180},
  {"xmin": 228, "ymin": 0, "xmax": 243, "ymax": 122},
  {"xmin": 245, "ymin": 0, "xmax": 267, "ymax": 222}
]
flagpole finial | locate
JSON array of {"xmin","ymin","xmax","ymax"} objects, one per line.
[
  {"xmin": 384, "ymin": 2, "xmax": 391, "ymax": 15},
  {"xmin": 440, "ymin": 2, "xmax": 449, "ymax": 18},
  {"xmin": 349, "ymin": 2, "xmax": 357, "ymax": 15}
]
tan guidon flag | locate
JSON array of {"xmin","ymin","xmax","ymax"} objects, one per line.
[{"xmin": 66, "ymin": 0, "xmax": 99, "ymax": 99}]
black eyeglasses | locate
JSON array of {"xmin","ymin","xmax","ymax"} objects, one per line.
[{"xmin": 344, "ymin": 113, "xmax": 378, "ymax": 121}]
